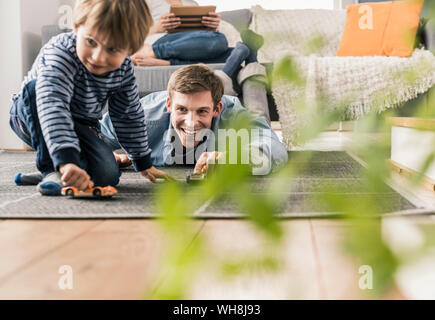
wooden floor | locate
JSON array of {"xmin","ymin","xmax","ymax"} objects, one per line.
[
  {"xmin": 0, "ymin": 218, "xmax": 420, "ymax": 300},
  {"xmin": 4, "ymin": 215, "xmax": 435, "ymax": 299},
  {"xmin": 0, "ymin": 132, "xmax": 434, "ymax": 300}
]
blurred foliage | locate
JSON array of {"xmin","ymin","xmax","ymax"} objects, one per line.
[
  {"xmin": 146, "ymin": 5, "xmax": 435, "ymax": 299},
  {"xmin": 273, "ymin": 56, "xmax": 303, "ymax": 86},
  {"xmin": 220, "ymin": 253, "xmax": 282, "ymax": 278}
]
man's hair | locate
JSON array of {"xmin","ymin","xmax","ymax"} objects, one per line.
[
  {"xmin": 167, "ymin": 64, "xmax": 224, "ymax": 108},
  {"xmin": 73, "ymin": 0, "xmax": 153, "ymax": 54}
]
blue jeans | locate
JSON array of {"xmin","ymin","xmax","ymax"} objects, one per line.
[
  {"xmin": 152, "ymin": 31, "xmax": 235, "ymax": 65},
  {"xmin": 9, "ymin": 80, "xmax": 120, "ymax": 187}
]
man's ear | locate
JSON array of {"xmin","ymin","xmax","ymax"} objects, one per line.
[
  {"xmin": 213, "ymin": 101, "xmax": 223, "ymax": 118},
  {"xmin": 166, "ymin": 97, "xmax": 172, "ymax": 113}
]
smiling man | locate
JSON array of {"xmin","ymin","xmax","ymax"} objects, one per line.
[{"xmin": 100, "ymin": 64, "xmax": 288, "ymax": 175}]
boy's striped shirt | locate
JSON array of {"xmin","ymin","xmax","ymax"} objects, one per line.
[{"xmin": 15, "ymin": 32, "xmax": 152, "ymax": 171}]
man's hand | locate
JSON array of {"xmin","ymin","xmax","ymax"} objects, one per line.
[
  {"xmin": 140, "ymin": 166, "xmax": 176, "ymax": 183},
  {"xmin": 193, "ymin": 151, "xmax": 224, "ymax": 175},
  {"xmin": 202, "ymin": 12, "xmax": 221, "ymax": 30},
  {"xmin": 59, "ymin": 163, "xmax": 94, "ymax": 191}
]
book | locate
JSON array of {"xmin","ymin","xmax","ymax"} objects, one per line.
[{"xmin": 168, "ymin": 5, "xmax": 217, "ymax": 33}]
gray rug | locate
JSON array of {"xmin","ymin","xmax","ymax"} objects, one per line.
[{"xmin": 0, "ymin": 151, "xmax": 429, "ymax": 219}]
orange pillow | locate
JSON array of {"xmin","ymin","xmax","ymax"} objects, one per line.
[
  {"xmin": 337, "ymin": 2, "xmax": 393, "ymax": 57},
  {"xmin": 382, "ymin": 0, "xmax": 425, "ymax": 57},
  {"xmin": 337, "ymin": 0, "xmax": 425, "ymax": 57}
]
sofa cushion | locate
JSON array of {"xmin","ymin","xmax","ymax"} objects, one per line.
[
  {"xmin": 41, "ymin": 25, "xmax": 69, "ymax": 46},
  {"xmin": 336, "ymin": 2, "xmax": 392, "ymax": 57},
  {"xmin": 218, "ymin": 20, "xmax": 242, "ymax": 47},
  {"xmin": 220, "ymin": 9, "xmax": 252, "ymax": 32},
  {"xmin": 383, "ymin": 0, "xmax": 425, "ymax": 57},
  {"xmin": 249, "ymin": 6, "xmax": 347, "ymax": 61},
  {"xmin": 337, "ymin": 0, "xmax": 425, "ymax": 57},
  {"xmin": 134, "ymin": 63, "xmax": 225, "ymax": 97}
]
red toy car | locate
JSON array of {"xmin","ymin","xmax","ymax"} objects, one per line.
[{"xmin": 61, "ymin": 186, "xmax": 118, "ymax": 198}]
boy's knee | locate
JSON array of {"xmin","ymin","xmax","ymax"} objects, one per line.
[
  {"xmin": 91, "ymin": 162, "xmax": 120, "ymax": 187},
  {"xmin": 93, "ymin": 170, "xmax": 120, "ymax": 187}
]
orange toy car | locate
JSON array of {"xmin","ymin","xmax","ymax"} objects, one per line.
[{"xmin": 61, "ymin": 186, "xmax": 118, "ymax": 198}]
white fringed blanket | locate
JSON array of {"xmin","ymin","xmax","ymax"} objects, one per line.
[
  {"xmin": 248, "ymin": 6, "xmax": 435, "ymax": 149},
  {"xmin": 272, "ymin": 49, "xmax": 435, "ymax": 149}
]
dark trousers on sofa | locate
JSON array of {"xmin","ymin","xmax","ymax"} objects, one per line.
[{"xmin": 152, "ymin": 30, "xmax": 236, "ymax": 65}]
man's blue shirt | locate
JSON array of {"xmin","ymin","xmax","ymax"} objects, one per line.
[{"xmin": 100, "ymin": 91, "xmax": 288, "ymax": 174}]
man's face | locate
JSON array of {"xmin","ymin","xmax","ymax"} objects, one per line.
[
  {"xmin": 74, "ymin": 24, "xmax": 129, "ymax": 76},
  {"xmin": 167, "ymin": 91, "xmax": 222, "ymax": 148}
]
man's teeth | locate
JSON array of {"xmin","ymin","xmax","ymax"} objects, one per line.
[{"xmin": 184, "ymin": 129, "xmax": 196, "ymax": 135}]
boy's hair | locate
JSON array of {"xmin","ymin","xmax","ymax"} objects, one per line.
[
  {"xmin": 73, "ymin": 0, "xmax": 153, "ymax": 54},
  {"xmin": 167, "ymin": 64, "xmax": 224, "ymax": 108}
]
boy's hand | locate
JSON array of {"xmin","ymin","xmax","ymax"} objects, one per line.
[
  {"xmin": 140, "ymin": 166, "xmax": 176, "ymax": 183},
  {"xmin": 59, "ymin": 163, "xmax": 94, "ymax": 191},
  {"xmin": 193, "ymin": 151, "xmax": 224, "ymax": 175}
]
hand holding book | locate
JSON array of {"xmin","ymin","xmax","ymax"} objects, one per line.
[
  {"xmin": 168, "ymin": 5, "xmax": 218, "ymax": 33},
  {"xmin": 155, "ymin": 13, "xmax": 181, "ymax": 33},
  {"xmin": 201, "ymin": 12, "xmax": 221, "ymax": 30}
]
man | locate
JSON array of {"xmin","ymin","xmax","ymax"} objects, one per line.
[{"xmin": 101, "ymin": 64, "xmax": 288, "ymax": 176}]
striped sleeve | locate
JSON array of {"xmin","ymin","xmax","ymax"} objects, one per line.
[
  {"xmin": 108, "ymin": 60, "xmax": 152, "ymax": 172},
  {"xmin": 35, "ymin": 45, "xmax": 81, "ymax": 170}
]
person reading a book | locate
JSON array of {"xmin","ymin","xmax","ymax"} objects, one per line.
[
  {"xmin": 133, "ymin": 0, "xmax": 270, "ymax": 123},
  {"xmin": 134, "ymin": 3, "xmax": 263, "ymax": 91},
  {"xmin": 132, "ymin": 0, "xmax": 225, "ymax": 67}
]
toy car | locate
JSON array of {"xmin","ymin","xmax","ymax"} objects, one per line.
[
  {"xmin": 186, "ymin": 173, "xmax": 206, "ymax": 184},
  {"xmin": 61, "ymin": 186, "xmax": 118, "ymax": 198}
]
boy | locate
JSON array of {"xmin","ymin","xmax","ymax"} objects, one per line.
[
  {"xmin": 10, "ymin": 0, "xmax": 173, "ymax": 196},
  {"xmin": 101, "ymin": 64, "xmax": 288, "ymax": 175}
]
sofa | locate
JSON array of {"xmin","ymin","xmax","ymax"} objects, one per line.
[
  {"xmin": 41, "ymin": 5, "xmax": 435, "ymax": 132},
  {"xmin": 246, "ymin": 4, "xmax": 435, "ymax": 148},
  {"xmin": 42, "ymin": 8, "xmax": 282, "ymax": 120},
  {"xmin": 42, "ymin": 9, "xmax": 253, "ymax": 96}
]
